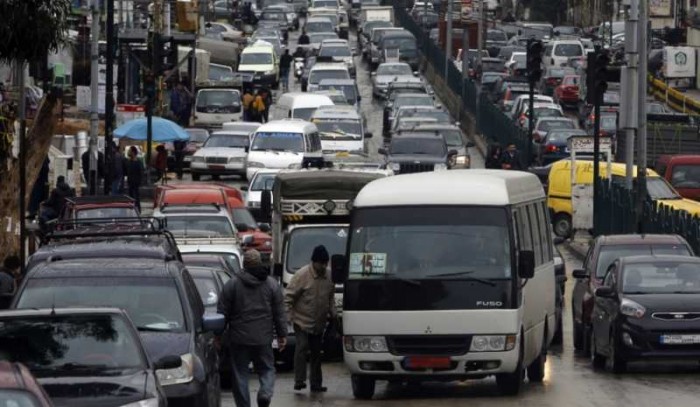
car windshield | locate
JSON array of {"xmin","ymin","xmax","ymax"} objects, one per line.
[
  {"xmin": 309, "ymin": 69, "xmax": 350, "ymax": 84},
  {"xmin": 188, "ymin": 252, "xmax": 241, "ymax": 273},
  {"xmin": 251, "ymin": 173, "xmax": 276, "ymax": 191},
  {"xmin": 670, "ymin": 165, "xmax": 700, "ymax": 188},
  {"xmin": 482, "ymin": 61, "xmax": 503, "ymax": 72},
  {"xmin": 252, "ymin": 131, "xmax": 304, "ymax": 152},
  {"xmin": 395, "ymin": 95, "xmax": 433, "ymax": 107},
  {"xmin": 513, "ymin": 54, "xmax": 526, "ymax": 64},
  {"xmin": 481, "ymin": 74, "xmax": 504, "ymax": 84},
  {"xmin": 209, "ymin": 65, "xmax": 234, "ymax": 81},
  {"xmin": 314, "ymin": 14, "xmax": 338, "ymax": 25},
  {"xmin": 240, "ymin": 52, "xmax": 273, "ymax": 65},
  {"xmin": 390, "ymin": 138, "xmax": 445, "ymax": 155},
  {"xmin": 165, "ymin": 215, "xmax": 235, "ymax": 238},
  {"xmin": 647, "ymin": 103, "xmax": 666, "ymax": 113},
  {"xmin": 292, "ymin": 107, "xmax": 319, "ymax": 121},
  {"xmin": 315, "ymin": 120, "xmax": 363, "ymax": 139},
  {"xmin": 622, "ymin": 261, "xmax": 700, "ymax": 294},
  {"xmin": 0, "ymin": 390, "xmax": 42, "ymax": 407},
  {"xmin": 0, "ymin": 314, "xmax": 145, "ymax": 373},
  {"xmin": 377, "ymin": 64, "xmax": 412, "ymax": 76},
  {"xmin": 538, "ymin": 120, "xmax": 575, "ymax": 132},
  {"xmin": 319, "ymin": 46, "xmax": 351, "ymax": 57},
  {"xmin": 563, "ymin": 76, "xmax": 579, "ymax": 85},
  {"xmin": 595, "ymin": 244, "xmax": 691, "ymax": 278},
  {"xmin": 232, "ymin": 208, "xmax": 258, "ymax": 230},
  {"xmin": 349, "ymin": 207, "xmax": 511, "ymax": 279},
  {"xmin": 205, "ymin": 134, "xmax": 249, "ymax": 148},
  {"xmin": 195, "ymin": 90, "xmax": 241, "ymax": 113},
  {"xmin": 600, "ymin": 115, "xmax": 617, "ymax": 130},
  {"xmin": 75, "ymin": 207, "xmax": 138, "ymax": 219},
  {"xmin": 286, "ymin": 226, "xmax": 348, "ymax": 272},
  {"xmin": 382, "ymin": 37, "xmax": 416, "ymax": 50},
  {"xmin": 364, "ymin": 21, "xmax": 391, "ymax": 34},
  {"xmin": 306, "ymin": 21, "xmax": 334, "ymax": 33},
  {"xmin": 186, "ymin": 129, "xmax": 210, "ymax": 143},
  {"xmin": 533, "ymin": 107, "xmax": 563, "ymax": 118},
  {"xmin": 554, "ymin": 44, "xmax": 582, "ymax": 57},
  {"xmin": 193, "ymin": 274, "xmax": 219, "ymax": 308},
  {"xmin": 400, "ymin": 110, "xmax": 450, "ymax": 122},
  {"xmin": 314, "ymin": 0, "xmax": 338, "ymax": 6}
]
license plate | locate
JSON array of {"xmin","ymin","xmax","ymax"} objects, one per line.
[
  {"xmin": 660, "ymin": 334, "xmax": 700, "ymax": 345},
  {"xmin": 208, "ymin": 165, "xmax": 225, "ymax": 170},
  {"xmin": 404, "ymin": 356, "xmax": 451, "ymax": 369},
  {"xmin": 184, "ymin": 156, "xmax": 193, "ymax": 162}
]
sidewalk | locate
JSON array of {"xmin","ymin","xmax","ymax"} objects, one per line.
[{"xmin": 564, "ymin": 231, "xmax": 594, "ymax": 259}]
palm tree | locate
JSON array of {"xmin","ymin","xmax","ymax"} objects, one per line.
[{"xmin": 0, "ymin": 0, "xmax": 72, "ymax": 266}]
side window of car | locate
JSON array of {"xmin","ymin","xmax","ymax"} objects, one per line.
[
  {"xmin": 181, "ymin": 268, "xmax": 205, "ymax": 327},
  {"xmin": 603, "ymin": 264, "xmax": 616, "ymax": 287}
]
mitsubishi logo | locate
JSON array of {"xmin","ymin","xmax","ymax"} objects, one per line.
[{"xmin": 425, "ymin": 326, "xmax": 432, "ymax": 334}]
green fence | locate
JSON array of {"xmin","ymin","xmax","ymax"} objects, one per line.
[{"xmin": 595, "ymin": 179, "xmax": 700, "ymax": 254}]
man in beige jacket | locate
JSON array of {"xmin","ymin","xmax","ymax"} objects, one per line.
[{"xmin": 285, "ymin": 245, "xmax": 336, "ymax": 392}]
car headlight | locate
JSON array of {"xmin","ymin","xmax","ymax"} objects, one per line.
[
  {"xmin": 470, "ymin": 335, "xmax": 517, "ymax": 352},
  {"xmin": 119, "ymin": 398, "xmax": 159, "ymax": 407},
  {"xmin": 228, "ymin": 157, "xmax": 243, "ymax": 163},
  {"xmin": 192, "ymin": 156, "xmax": 204, "ymax": 163},
  {"xmin": 620, "ymin": 298, "xmax": 646, "ymax": 318},
  {"xmin": 456, "ymin": 155, "xmax": 468, "ymax": 164},
  {"xmin": 344, "ymin": 336, "xmax": 388, "ymax": 352},
  {"xmin": 247, "ymin": 161, "xmax": 265, "ymax": 168},
  {"xmin": 265, "ymin": 69, "xmax": 276, "ymax": 75},
  {"xmin": 434, "ymin": 163, "xmax": 448, "ymax": 171},
  {"xmin": 389, "ymin": 162, "xmax": 400, "ymax": 171},
  {"xmin": 156, "ymin": 353, "xmax": 194, "ymax": 386},
  {"xmin": 288, "ymin": 163, "xmax": 301, "ymax": 168}
]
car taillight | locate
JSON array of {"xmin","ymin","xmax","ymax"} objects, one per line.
[
  {"xmin": 546, "ymin": 144, "xmax": 559, "ymax": 153},
  {"xmin": 547, "ymin": 78, "xmax": 558, "ymax": 85}
]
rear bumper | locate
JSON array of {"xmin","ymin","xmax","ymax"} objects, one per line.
[{"xmin": 190, "ymin": 162, "xmax": 246, "ymax": 176}]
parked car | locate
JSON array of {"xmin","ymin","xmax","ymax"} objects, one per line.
[
  {"xmin": 655, "ymin": 154, "xmax": 700, "ymax": 201},
  {"xmin": 12, "ymin": 258, "xmax": 225, "ymax": 407},
  {"xmin": 0, "ymin": 308, "xmax": 181, "ymax": 407},
  {"xmin": 570, "ymin": 234, "xmax": 694, "ymax": 354},
  {"xmin": 0, "ymin": 362, "xmax": 53, "ymax": 407},
  {"xmin": 590, "ymin": 255, "xmax": 700, "ymax": 372}
]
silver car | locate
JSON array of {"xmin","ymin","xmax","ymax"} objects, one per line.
[{"xmin": 371, "ymin": 62, "xmax": 419, "ymax": 98}]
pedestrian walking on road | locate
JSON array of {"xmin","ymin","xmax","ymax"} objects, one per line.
[
  {"xmin": 40, "ymin": 175, "xmax": 74, "ymax": 225},
  {"xmin": 251, "ymin": 91, "xmax": 266, "ymax": 123},
  {"xmin": 126, "ymin": 146, "xmax": 144, "ymax": 212},
  {"xmin": 485, "ymin": 144, "xmax": 502, "ymax": 169},
  {"xmin": 500, "ymin": 143, "xmax": 523, "ymax": 170},
  {"xmin": 111, "ymin": 142, "xmax": 127, "ymax": 195},
  {"xmin": 0, "ymin": 255, "xmax": 20, "ymax": 296},
  {"xmin": 242, "ymin": 88, "xmax": 255, "ymax": 122},
  {"xmin": 279, "ymin": 49, "xmax": 293, "ymax": 91},
  {"xmin": 285, "ymin": 245, "xmax": 336, "ymax": 393},
  {"xmin": 298, "ymin": 29, "xmax": 310, "ymax": 45},
  {"xmin": 217, "ymin": 249, "xmax": 288, "ymax": 407}
]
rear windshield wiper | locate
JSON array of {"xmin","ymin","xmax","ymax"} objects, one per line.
[{"xmin": 427, "ymin": 271, "xmax": 497, "ymax": 287}]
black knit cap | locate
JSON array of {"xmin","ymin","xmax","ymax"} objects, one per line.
[{"xmin": 311, "ymin": 245, "xmax": 330, "ymax": 263}]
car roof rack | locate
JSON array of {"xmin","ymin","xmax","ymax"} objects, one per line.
[
  {"xmin": 64, "ymin": 195, "xmax": 136, "ymax": 205},
  {"xmin": 42, "ymin": 217, "xmax": 176, "ymax": 244}
]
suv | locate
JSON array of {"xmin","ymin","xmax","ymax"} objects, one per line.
[
  {"xmin": 404, "ymin": 123, "xmax": 474, "ymax": 169},
  {"xmin": 0, "ymin": 308, "xmax": 180, "ymax": 407},
  {"xmin": 317, "ymin": 39, "xmax": 356, "ymax": 77},
  {"xmin": 571, "ymin": 234, "xmax": 694, "ymax": 353},
  {"xmin": 383, "ymin": 92, "xmax": 437, "ymax": 136},
  {"xmin": 12, "ymin": 258, "xmax": 224, "ymax": 407},
  {"xmin": 379, "ymin": 132, "xmax": 457, "ymax": 174}
]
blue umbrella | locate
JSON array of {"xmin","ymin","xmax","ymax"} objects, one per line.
[{"xmin": 114, "ymin": 117, "xmax": 190, "ymax": 142}]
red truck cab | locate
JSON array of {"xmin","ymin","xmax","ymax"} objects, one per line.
[{"xmin": 655, "ymin": 154, "xmax": 700, "ymax": 201}]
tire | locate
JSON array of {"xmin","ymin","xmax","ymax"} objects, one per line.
[
  {"xmin": 192, "ymin": 173, "xmax": 201, "ymax": 181},
  {"xmin": 553, "ymin": 213, "xmax": 572, "ymax": 238},
  {"xmin": 526, "ymin": 328, "xmax": 547, "ymax": 383},
  {"xmin": 590, "ymin": 329, "xmax": 606, "ymax": 369},
  {"xmin": 496, "ymin": 341, "xmax": 524, "ymax": 395},
  {"xmin": 573, "ymin": 320, "xmax": 583, "ymax": 351},
  {"xmin": 606, "ymin": 332, "xmax": 627, "ymax": 373},
  {"xmin": 351, "ymin": 375, "xmax": 375, "ymax": 400}
]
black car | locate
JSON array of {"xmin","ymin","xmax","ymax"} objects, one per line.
[
  {"xmin": 12, "ymin": 257, "xmax": 224, "ymax": 407},
  {"xmin": 0, "ymin": 308, "xmax": 177, "ymax": 407},
  {"xmin": 590, "ymin": 255, "xmax": 700, "ymax": 372},
  {"xmin": 379, "ymin": 132, "xmax": 457, "ymax": 174}
]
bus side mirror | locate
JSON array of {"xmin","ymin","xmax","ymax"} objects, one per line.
[
  {"xmin": 260, "ymin": 189, "xmax": 272, "ymax": 222},
  {"xmin": 331, "ymin": 254, "xmax": 347, "ymax": 284},
  {"xmin": 518, "ymin": 250, "xmax": 535, "ymax": 279}
]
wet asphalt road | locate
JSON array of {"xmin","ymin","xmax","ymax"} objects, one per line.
[{"xmin": 221, "ymin": 244, "xmax": 700, "ymax": 407}]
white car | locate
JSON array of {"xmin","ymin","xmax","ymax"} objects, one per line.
[
  {"xmin": 243, "ymin": 169, "xmax": 280, "ymax": 213},
  {"xmin": 153, "ymin": 204, "xmax": 239, "ymax": 241},
  {"xmin": 371, "ymin": 62, "xmax": 417, "ymax": 98},
  {"xmin": 318, "ymin": 39, "xmax": 356, "ymax": 77},
  {"xmin": 190, "ymin": 123, "xmax": 261, "ymax": 181}
]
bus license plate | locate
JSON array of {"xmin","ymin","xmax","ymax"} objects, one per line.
[
  {"xmin": 404, "ymin": 356, "xmax": 451, "ymax": 369},
  {"xmin": 660, "ymin": 334, "xmax": 700, "ymax": 345}
]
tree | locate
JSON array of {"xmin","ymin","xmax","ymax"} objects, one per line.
[
  {"xmin": 529, "ymin": 0, "xmax": 567, "ymax": 25},
  {"xmin": 0, "ymin": 0, "xmax": 72, "ymax": 264}
]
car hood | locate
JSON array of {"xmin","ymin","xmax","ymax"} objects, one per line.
[
  {"xmin": 195, "ymin": 147, "xmax": 247, "ymax": 158},
  {"xmin": 39, "ymin": 370, "xmax": 155, "ymax": 407},
  {"xmin": 388, "ymin": 154, "xmax": 446, "ymax": 163},
  {"xmin": 247, "ymin": 150, "xmax": 304, "ymax": 169},
  {"xmin": 657, "ymin": 198, "xmax": 700, "ymax": 216},
  {"xmin": 375, "ymin": 74, "xmax": 414, "ymax": 84},
  {"xmin": 138, "ymin": 331, "xmax": 191, "ymax": 361},
  {"xmin": 627, "ymin": 293, "xmax": 700, "ymax": 311}
]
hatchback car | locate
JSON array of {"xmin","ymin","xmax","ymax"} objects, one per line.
[{"xmin": 12, "ymin": 258, "xmax": 224, "ymax": 407}]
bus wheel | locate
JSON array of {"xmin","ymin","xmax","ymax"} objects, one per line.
[
  {"xmin": 496, "ymin": 342, "xmax": 524, "ymax": 395},
  {"xmin": 527, "ymin": 327, "xmax": 547, "ymax": 382},
  {"xmin": 553, "ymin": 214, "xmax": 572, "ymax": 238},
  {"xmin": 351, "ymin": 375, "xmax": 375, "ymax": 400}
]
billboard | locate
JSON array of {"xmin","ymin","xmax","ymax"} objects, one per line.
[{"xmin": 650, "ymin": 0, "xmax": 672, "ymax": 17}]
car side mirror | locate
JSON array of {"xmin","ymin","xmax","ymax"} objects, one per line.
[
  {"xmin": 240, "ymin": 185, "xmax": 248, "ymax": 191},
  {"xmin": 378, "ymin": 147, "xmax": 387, "ymax": 155},
  {"xmin": 260, "ymin": 189, "xmax": 272, "ymax": 222},
  {"xmin": 595, "ymin": 286, "xmax": 616, "ymax": 298},
  {"xmin": 518, "ymin": 250, "xmax": 535, "ymax": 279},
  {"xmin": 154, "ymin": 355, "xmax": 183, "ymax": 370},
  {"xmin": 466, "ymin": 141, "xmax": 476, "ymax": 148},
  {"xmin": 273, "ymin": 263, "xmax": 283, "ymax": 279},
  {"xmin": 448, "ymin": 149, "xmax": 459, "ymax": 156},
  {"xmin": 235, "ymin": 223, "xmax": 250, "ymax": 232},
  {"xmin": 331, "ymin": 254, "xmax": 347, "ymax": 284},
  {"xmin": 364, "ymin": 131, "xmax": 373, "ymax": 139},
  {"xmin": 241, "ymin": 234, "xmax": 254, "ymax": 246},
  {"xmin": 572, "ymin": 268, "xmax": 588, "ymax": 279},
  {"xmin": 257, "ymin": 222, "xmax": 271, "ymax": 232},
  {"xmin": 202, "ymin": 313, "xmax": 226, "ymax": 335}
]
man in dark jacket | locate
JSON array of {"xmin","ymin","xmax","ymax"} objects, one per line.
[
  {"xmin": 126, "ymin": 146, "xmax": 144, "ymax": 211},
  {"xmin": 500, "ymin": 143, "xmax": 523, "ymax": 170},
  {"xmin": 40, "ymin": 176, "xmax": 74, "ymax": 224},
  {"xmin": 217, "ymin": 249, "xmax": 288, "ymax": 407}
]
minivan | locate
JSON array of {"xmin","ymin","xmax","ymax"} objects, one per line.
[
  {"xmin": 544, "ymin": 40, "xmax": 584, "ymax": 68},
  {"xmin": 193, "ymin": 88, "xmax": 242, "ymax": 128},
  {"xmin": 272, "ymin": 92, "xmax": 335, "ymax": 121},
  {"xmin": 238, "ymin": 40, "xmax": 279, "ymax": 89}
]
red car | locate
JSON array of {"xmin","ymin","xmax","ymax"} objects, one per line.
[
  {"xmin": 0, "ymin": 362, "xmax": 53, "ymax": 407},
  {"xmin": 553, "ymin": 75, "xmax": 580, "ymax": 107},
  {"xmin": 59, "ymin": 195, "xmax": 140, "ymax": 221}
]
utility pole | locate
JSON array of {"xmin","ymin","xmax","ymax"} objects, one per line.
[
  {"xmin": 88, "ymin": 2, "xmax": 100, "ymax": 195},
  {"xmin": 622, "ymin": 0, "xmax": 639, "ymax": 190},
  {"xmin": 105, "ymin": 0, "xmax": 115, "ymax": 195},
  {"xmin": 446, "ymin": 0, "xmax": 454, "ymax": 79},
  {"xmin": 478, "ymin": 0, "xmax": 485, "ymax": 69},
  {"xmin": 591, "ymin": 50, "xmax": 610, "ymax": 233},
  {"xmin": 16, "ymin": 60, "xmax": 27, "ymax": 274},
  {"xmin": 636, "ymin": 0, "xmax": 648, "ymax": 233},
  {"xmin": 526, "ymin": 39, "xmax": 543, "ymax": 166}
]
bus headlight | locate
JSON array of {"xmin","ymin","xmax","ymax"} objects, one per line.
[
  {"xmin": 344, "ymin": 336, "xmax": 388, "ymax": 353},
  {"xmin": 470, "ymin": 335, "xmax": 517, "ymax": 352}
]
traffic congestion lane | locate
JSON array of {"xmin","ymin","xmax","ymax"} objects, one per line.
[{"xmin": 220, "ymin": 243, "xmax": 700, "ymax": 406}]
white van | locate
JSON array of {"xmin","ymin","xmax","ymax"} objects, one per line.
[
  {"xmin": 238, "ymin": 40, "xmax": 279, "ymax": 89},
  {"xmin": 311, "ymin": 105, "xmax": 370, "ymax": 152},
  {"xmin": 246, "ymin": 120, "xmax": 323, "ymax": 179},
  {"xmin": 339, "ymin": 170, "xmax": 555, "ymax": 398},
  {"xmin": 271, "ymin": 92, "xmax": 335, "ymax": 121},
  {"xmin": 544, "ymin": 40, "xmax": 584, "ymax": 67},
  {"xmin": 193, "ymin": 88, "xmax": 242, "ymax": 128}
]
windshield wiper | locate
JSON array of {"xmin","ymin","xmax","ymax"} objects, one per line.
[{"xmin": 427, "ymin": 271, "xmax": 497, "ymax": 286}]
